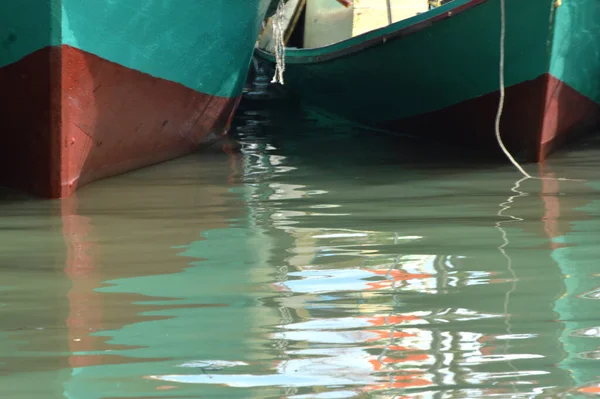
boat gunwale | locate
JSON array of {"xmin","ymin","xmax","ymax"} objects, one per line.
[{"xmin": 256, "ymin": 0, "xmax": 489, "ymax": 64}]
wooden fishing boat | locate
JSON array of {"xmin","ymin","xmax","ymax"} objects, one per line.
[
  {"xmin": 0, "ymin": 0, "xmax": 273, "ymax": 199},
  {"xmin": 256, "ymin": 0, "xmax": 600, "ymax": 162}
]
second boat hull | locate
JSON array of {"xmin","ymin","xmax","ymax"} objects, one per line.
[
  {"xmin": 382, "ymin": 73, "xmax": 600, "ymax": 161},
  {"xmin": 256, "ymin": 0, "xmax": 600, "ymax": 162}
]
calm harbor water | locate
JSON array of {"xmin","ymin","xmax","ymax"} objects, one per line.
[{"xmin": 2, "ymin": 89, "xmax": 600, "ymax": 398}]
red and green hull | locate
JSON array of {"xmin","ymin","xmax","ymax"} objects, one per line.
[
  {"xmin": 0, "ymin": 0, "xmax": 271, "ymax": 198},
  {"xmin": 1, "ymin": 46, "xmax": 240, "ymax": 199},
  {"xmin": 386, "ymin": 73, "xmax": 600, "ymax": 162},
  {"xmin": 256, "ymin": 0, "xmax": 600, "ymax": 162}
]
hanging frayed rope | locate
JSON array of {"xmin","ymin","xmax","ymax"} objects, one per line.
[{"xmin": 271, "ymin": 0, "xmax": 286, "ymax": 85}]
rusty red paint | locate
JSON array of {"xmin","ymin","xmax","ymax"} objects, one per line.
[
  {"xmin": 0, "ymin": 45, "xmax": 239, "ymax": 198},
  {"xmin": 382, "ymin": 73, "xmax": 600, "ymax": 162}
]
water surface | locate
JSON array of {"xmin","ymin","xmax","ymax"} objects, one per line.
[{"xmin": 1, "ymin": 95, "xmax": 600, "ymax": 399}]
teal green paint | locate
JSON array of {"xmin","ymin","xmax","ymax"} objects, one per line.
[
  {"xmin": 550, "ymin": 0, "xmax": 600, "ymax": 104},
  {"xmin": 282, "ymin": 0, "xmax": 477, "ymax": 61},
  {"xmin": 259, "ymin": 0, "xmax": 600, "ymax": 124},
  {"xmin": 0, "ymin": 0, "xmax": 271, "ymax": 97},
  {"xmin": 259, "ymin": 0, "xmax": 554, "ymax": 123},
  {"xmin": 0, "ymin": 0, "xmax": 61, "ymax": 67},
  {"xmin": 61, "ymin": 0, "xmax": 271, "ymax": 97}
]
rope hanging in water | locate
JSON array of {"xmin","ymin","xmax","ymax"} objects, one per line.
[
  {"xmin": 495, "ymin": 0, "xmax": 532, "ymax": 178},
  {"xmin": 495, "ymin": 0, "xmax": 584, "ymax": 183}
]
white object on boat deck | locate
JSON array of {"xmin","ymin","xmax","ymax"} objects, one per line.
[
  {"xmin": 257, "ymin": 0, "xmax": 430, "ymax": 51},
  {"xmin": 304, "ymin": 0, "xmax": 354, "ymax": 48},
  {"xmin": 302, "ymin": 0, "xmax": 428, "ymax": 48},
  {"xmin": 352, "ymin": 0, "xmax": 428, "ymax": 36}
]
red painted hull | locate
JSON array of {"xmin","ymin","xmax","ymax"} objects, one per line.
[
  {"xmin": 0, "ymin": 45, "xmax": 239, "ymax": 198},
  {"xmin": 381, "ymin": 73, "xmax": 600, "ymax": 162}
]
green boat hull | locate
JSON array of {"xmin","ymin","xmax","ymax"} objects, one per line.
[{"xmin": 256, "ymin": 0, "xmax": 600, "ymax": 162}]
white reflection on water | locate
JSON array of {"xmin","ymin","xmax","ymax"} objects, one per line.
[{"xmin": 145, "ymin": 127, "xmax": 578, "ymax": 398}]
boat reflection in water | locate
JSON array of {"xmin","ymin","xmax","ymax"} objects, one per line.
[
  {"xmin": 2, "ymin": 100, "xmax": 600, "ymax": 398},
  {"xmin": 548, "ymin": 175, "xmax": 600, "ymax": 396},
  {"xmin": 147, "ymin": 106, "xmax": 600, "ymax": 398}
]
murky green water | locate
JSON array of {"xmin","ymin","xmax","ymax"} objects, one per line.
[{"xmin": 2, "ymin": 94, "xmax": 600, "ymax": 398}]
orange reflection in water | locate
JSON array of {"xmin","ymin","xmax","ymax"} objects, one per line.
[
  {"xmin": 363, "ymin": 268, "xmax": 433, "ymax": 291},
  {"xmin": 60, "ymin": 145, "xmax": 243, "ymax": 374},
  {"xmin": 62, "ymin": 195, "xmax": 104, "ymax": 368},
  {"xmin": 362, "ymin": 313, "xmax": 434, "ymax": 393}
]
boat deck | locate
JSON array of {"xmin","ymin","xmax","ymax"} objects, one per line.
[
  {"xmin": 258, "ymin": 0, "xmax": 431, "ymax": 50},
  {"xmin": 352, "ymin": 0, "xmax": 429, "ymax": 36}
]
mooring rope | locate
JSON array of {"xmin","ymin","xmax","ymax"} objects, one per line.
[
  {"xmin": 495, "ymin": 0, "xmax": 584, "ymax": 183},
  {"xmin": 495, "ymin": 0, "xmax": 531, "ymax": 178},
  {"xmin": 495, "ymin": 176, "xmax": 528, "ymax": 391}
]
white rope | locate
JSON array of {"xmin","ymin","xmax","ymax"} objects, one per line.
[
  {"xmin": 271, "ymin": 0, "xmax": 286, "ymax": 85},
  {"xmin": 495, "ymin": 176, "xmax": 528, "ymax": 392},
  {"xmin": 495, "ymin": 0, "xmax": 584, "ymax": 183},
  {"xmin": 495, "ymin": 0, "xmax": 531, "ymax": 178}
]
